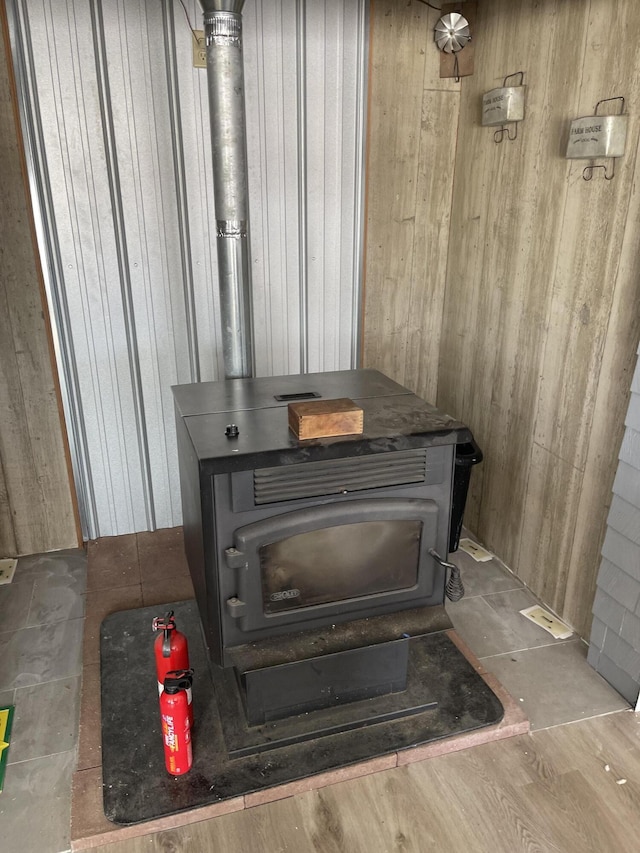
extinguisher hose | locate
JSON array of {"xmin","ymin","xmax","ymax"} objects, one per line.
[
  {"xmin": 151, "ymin": 610, "xmax": 176, "ymax": 657},
  {"xmin": 162, "ymin": 624, "xmax": 172, "ymax": 658}
]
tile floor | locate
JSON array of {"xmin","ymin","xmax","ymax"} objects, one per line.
[
  {"xmin": 0, "ymin": 549, "xmax": 87, "ymax": 853},
  {"xmin": 446, "ymin": 544, "xmax": 630, "ymax": 730},
  {"xmin": 0, "ymin": 530, "xmax": 631, "ymax": 852}
]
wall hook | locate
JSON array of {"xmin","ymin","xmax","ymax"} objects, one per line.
[
  {"xmin": 494, "ymin": 123, "xmax": 518, "ymax": 143},
  {"xmin": 482, "ymin": 71, "xmax": 525, "ymax": 142},
  {"xmin": 594, "ymin": 96, "xmax": 625, "ymax": 117},
  {"xmin": 502, "ymin": 70, "xmax": 524, "ymax": 88},
  {"xmin": 583, "ymin": 162, "xmax": 615, "ymax": 181},
  {"xmin": 567, "ymin": 94, "xmax": 626, "ymax": 181}
]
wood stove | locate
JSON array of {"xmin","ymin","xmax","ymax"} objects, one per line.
[{"xmin": 173, "ymin": 369, "xmax": 474, "ymax": 725}]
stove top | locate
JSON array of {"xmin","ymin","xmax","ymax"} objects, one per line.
[{"xmin": 172, "ymin": 369, "xmax": 470, "ymax": 473}]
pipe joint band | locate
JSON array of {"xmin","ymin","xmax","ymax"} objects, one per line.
[
  {"xmin": 217, "ymin": 220, "xmax": 247, "ymax": 239},
  {"xmin": 205, "ymin": 12, "xmax": 242, "ymax": 46}
]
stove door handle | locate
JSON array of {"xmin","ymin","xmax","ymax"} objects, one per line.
[
  {"xmin": 428, "ymin": 548, "xmax": 465, "ymax": 602},
  {"xmin": 428, "ymin": 548, "xmax": 456, "ymax": 572}
]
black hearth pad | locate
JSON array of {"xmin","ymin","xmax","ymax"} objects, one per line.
[{"xmin": 100, "ymin": 601, "xmax": 503, "ymax": 826}]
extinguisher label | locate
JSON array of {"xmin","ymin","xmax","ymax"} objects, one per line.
[
  {"xmin": 163, "ymin": 714, "xmax": 177, "ymax": 750},
  {"xmin": 162, "ymin": 712, "xmax": 192, "ymax": 776},
  {"xmin": 168, "ymin": 739, "xmax": 192, "ymax": 776}
]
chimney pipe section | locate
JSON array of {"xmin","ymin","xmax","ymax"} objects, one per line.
[{"xmin": 201, "ymin": 0, "xmax": 253, "ymax": 378}]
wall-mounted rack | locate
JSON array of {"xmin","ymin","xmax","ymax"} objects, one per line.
[
  {"xmin": 482, "ymin": 71, "xmax": 525, "ymax": 143},
  {"xmin": 566, "ymin": 97, "xmax": 627, "ymax": 181}
]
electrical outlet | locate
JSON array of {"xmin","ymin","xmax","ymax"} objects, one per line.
[
  {"xmin": 0, "ymin": 559, "xmax": 17, "ymax": 585},
  {"xmin": 193, "ymin": 30, "xmax": 206, "ymax": 69}
]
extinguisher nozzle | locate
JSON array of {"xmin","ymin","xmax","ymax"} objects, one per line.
[{"xmin": 152, "ymin": 610, "xmax": 176, "ymax": 633}]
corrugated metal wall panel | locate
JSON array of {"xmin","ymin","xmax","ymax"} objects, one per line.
[
  {"xmin": 244, "ymin": 0, "xmax": 301, "ymax": 376},
  {"xmin": 7, "ymin": 0, "xmax": 367, "ymax": 538},
  {"xmin": 304, "ymin": 0, "xmax": 364, "ymax": 374}
]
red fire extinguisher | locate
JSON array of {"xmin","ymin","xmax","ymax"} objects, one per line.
[
  {"xmin": 152, "ymin": 610, "xmax": 192, "ymax": 726},
  {"xmin": 160, "ymin": 670, "xmax": 193, "ymax": 776}
]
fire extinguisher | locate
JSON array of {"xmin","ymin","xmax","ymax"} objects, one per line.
[
  {"xmin": 160, "ymin": 670, "xmax": 193, "ymax": 776},
  {"xmin": 152, "ymin": 610, "xmax": 192, "ymax": 727}
]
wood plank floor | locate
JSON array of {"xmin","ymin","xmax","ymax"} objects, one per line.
[{"xmin": 91, "ymin": 710, "xmax": 640, "ymax": 853}]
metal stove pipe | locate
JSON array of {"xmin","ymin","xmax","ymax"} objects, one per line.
[{"xmin": 201, "ymin": 0, "xmax": 253, "ymax": 378}]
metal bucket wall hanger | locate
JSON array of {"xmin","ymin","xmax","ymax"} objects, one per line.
[
  {"xmin": 565, "ymin": 97, "xmax": 627, "ymax": 181},
  {"xmin": 482, "ymin": 72, "xmax": 526, "ymax": 143}
]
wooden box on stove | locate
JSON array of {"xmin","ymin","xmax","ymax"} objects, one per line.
[{"xmin": 287, "ymin": 397, "xmax": 364, "ymax": 440}]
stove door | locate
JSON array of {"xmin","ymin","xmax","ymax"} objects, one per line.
[{"xmin": 227, "ymin": 498, "xmax": 439, "ymax": 632}]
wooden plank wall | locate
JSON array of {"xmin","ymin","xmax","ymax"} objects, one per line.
[
  {"xmin": 0, "ymin": 8, "xmax": 79, "ymax": 556},
  {"xmin": 364, "ymin": 0, "xmax": 460, "ymax": 405},
  {"xmin": 364, "ymin": 0, "xmax": 640, "ymax": 638}
]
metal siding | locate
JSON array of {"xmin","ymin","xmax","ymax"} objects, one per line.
[
  {"xmin": 7, "ymin": 0, "xmax": 368, "ymax": 537},
  {"xmin": 244, "ymin": 0, "xmax": 302, "ymax": 377},
  {"xmin": 172, "ymin": 3, "xmax": 224, "ymax": 383},
  {"xmin": 31, "ymin": 0, "xmax": 151, "ymax": 536}
]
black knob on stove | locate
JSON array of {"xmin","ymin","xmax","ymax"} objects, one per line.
[{"xmin": 225, "ymin": 424, "xmax": 240, "ymax": 438}]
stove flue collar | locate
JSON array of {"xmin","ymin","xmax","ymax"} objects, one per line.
[{"xmin": 200, "ymin": 0, "xmax": 245, "ymax": 14}]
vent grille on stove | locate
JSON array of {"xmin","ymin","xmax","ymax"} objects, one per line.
[{"xmin": 253, "ymin": 449, "xmax": 429, "ymax": 505}]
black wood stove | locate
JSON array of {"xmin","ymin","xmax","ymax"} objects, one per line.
[
  {"xmin": 98, "ymin": 370, "xmax": 502, "ymax": 825},
  {"xmin": 172, "ymin": 369, "xmax": 475, "ymax": 727}
]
